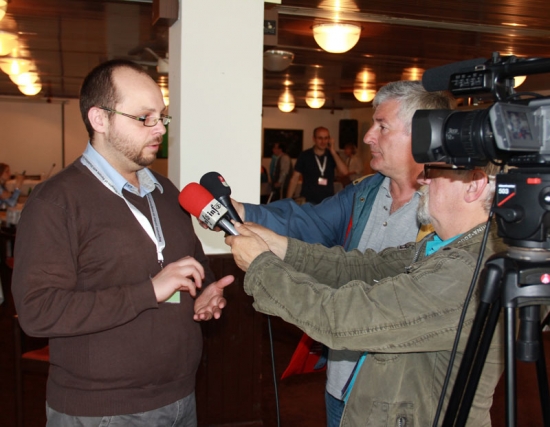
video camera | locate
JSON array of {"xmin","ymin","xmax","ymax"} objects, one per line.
[
  {"xmin": 412, "ymin": 52, "xmax": 550, "ymax": 167},
  {"xmin": 411, "ymin": 52, "xmax": 550, "ymax": 247}
]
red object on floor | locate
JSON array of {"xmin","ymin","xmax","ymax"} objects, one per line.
[{"xmin": 281, "ymin": 334, "xmax": 326, "ymax": 379}]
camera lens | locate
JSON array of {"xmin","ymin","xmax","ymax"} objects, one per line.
[
  {"xmin": 444, "ymin": 109, "xmax": 495, "ymax": 165},
  {"xmin": 412, "ymin": 109, "xmax": 499, "ymax": 166}
]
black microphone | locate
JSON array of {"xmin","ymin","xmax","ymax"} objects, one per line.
[
  {"xmin": 422, "ymin": 58, "xmax": 488, "ymax": 92},
  {"xmin": 179, "ymin": 183, "xmax": 239, "ymax": 236},
  {"xmin": 200, "ymin": 172, "xmax": 243, "ymax": 223}
]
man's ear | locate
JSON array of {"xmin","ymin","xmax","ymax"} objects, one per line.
[
  {"xmin": 88, "ymin": 106, "xmax": 108, "ymax": 133},
  {"xmin": 464, "ymin": 169, "xmax": 489, "ymax": 203}
]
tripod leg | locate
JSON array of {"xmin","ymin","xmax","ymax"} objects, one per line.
[
  {"xmin": 442, "ymin": 262, "xmax": 503, "ymax": 427},
  {"xmin": 455, "ymin": 299, "xmax": 503, "ymax": 426},
  {"xmin": 535, "ymin": 324, "xmax": 550, "ymax": 425},
  {"xmin": 505, "ymin": 306, "xmax": 517, "ymax": 427}
]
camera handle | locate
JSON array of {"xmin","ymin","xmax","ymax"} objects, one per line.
[{"xmin": 442, "ymin": 249, "xmax": 550, "ymax": 427}]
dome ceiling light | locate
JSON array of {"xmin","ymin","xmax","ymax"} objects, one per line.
[
  {"xmin": 312, "ymin": 23, "xmax": 361, "ymax": 54},
  {"xmin": 264, "ymin": 49, "xmax": 295, "ymax": 72}
]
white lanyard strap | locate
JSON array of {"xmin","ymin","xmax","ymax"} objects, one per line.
[
  {"xmin": 81, "ymin": 155, "xmax": 166, "ymax": 267},
  {"xmin": 315, "ymin": 154, "xmax": 327, "ymax": 177}
]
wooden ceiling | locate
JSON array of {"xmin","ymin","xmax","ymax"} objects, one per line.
[{"xmin": 1, "ymin": 0, "xmax": 550, "ymax": 109}]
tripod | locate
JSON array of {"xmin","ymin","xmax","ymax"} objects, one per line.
[{"xmin": 442, "ymin": 246, "xmax": 550, "ymax": 427}]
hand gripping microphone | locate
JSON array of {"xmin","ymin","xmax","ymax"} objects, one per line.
[
  {"xmin": 200, "ymin": 172, "xmax": 243, "ymax": 223},
  {"xmin": 179, "ymin": 182, "xmax": 239, "ymax": 236}
]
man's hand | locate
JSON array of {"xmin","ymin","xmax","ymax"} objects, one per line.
[
  {"xmin": 239, "ymin": 222, "xmax": 288, "ymax": 260},
  {"xmin": 193, "ymin": 275, "xmax": 234, "ymax": 321},
  {"xmin": 225, "ymin": 223, "xmax": 271, "ymax": 272},
  {"xmin": 328, "ymin": 138, "xmax": 337, "ymax": 154},
  {"xmin": 151, "ymin": 256, "xmax": 205, "ymax": 302}
]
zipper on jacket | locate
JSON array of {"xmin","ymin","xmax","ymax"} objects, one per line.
[{"xmin": 404, "ymin": 232, "xmax": 433, "ymax": 273}]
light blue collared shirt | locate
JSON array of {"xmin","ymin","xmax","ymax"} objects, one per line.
[{"xmin": 81, "ymin": 142, "xmax": 163, "ymax": 197}]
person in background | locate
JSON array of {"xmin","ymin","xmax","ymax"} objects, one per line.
[
  {"xmin": 229, "ymin": 81, "xmax": 456, "ymax": 427},
  {"xmin": 226, "ymin": 161, "xmax": 505, "ymax": 427},
  {"xmin": 0, "ymin": 163, "xmax": 24, "ymax": 209},
  {"xmin": 12, "ymin": 59, "xmax": 234, "ymax": 427},
  {"xmin": 340, "ymin": 142, "xmax": 365, "ymax": 185},
  {"xmin": 286, "ymin": 127, "xmax": 349, "ymax": 204},
  {"xmin": 270, "ymin": 141, "xmax": 293, "ymax": 201},
  {"xmin": 260, "ymin": 164, "xmax": 271, "ymax": 204}
]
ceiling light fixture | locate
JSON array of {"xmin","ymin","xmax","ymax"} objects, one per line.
[
  {"xmin": 18, "ymin": 81, "xmax": 42, "ymax": 96},
  {"xmin": 0, "ymin": 1, "xmax": 7, "ymax": 22},
  {"xmin": 278, "ymin": 88, "xmax": 295, "ymax": 113},
  {"xmin": 353, "ymin": 69, "xmax": 376, "ymax": 103},
  {"xmin": 0, "ymin": 30, "xmax": 18, "ymax": 56},
  {"xmin": 9, "ymin": 71, "xmax": 39, "ymax": 86},
  {"xmin": 402, "ymin": 67, "xmax": 425, "ymax": 81},
  {"xmin": 264, "ymin": 50, "xmax": 294, "ymax": 72},
  {"xmin": 0, "ymin": 56, "xmax": 32, "ymax": 75},
  {"xmin": 312, "ymin": 23, "xmax": 361, "ymax": 54},
  {"xmin": 305, "ymin": 88, "xmax": 326, "ymax": 109},
  {"xmin": 353, "ymin": 88, "xmax": 376, "ymax": 103},
  {"xmin": 160, "ymin": 86, "xmax": 169, "ymax": 106}
]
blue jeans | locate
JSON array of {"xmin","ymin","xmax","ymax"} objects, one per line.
[
  {"xmin": 46, "ymin": 393, "xmax": 197, "ymax": 427},
  {"xmin": 325, "ymin": 390, "xmax": 345, "ymax": 427}
]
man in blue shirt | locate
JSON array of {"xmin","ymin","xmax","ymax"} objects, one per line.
[{"xmin": 231, "ymin": 81, "xmax": 455, "ymax": 426}]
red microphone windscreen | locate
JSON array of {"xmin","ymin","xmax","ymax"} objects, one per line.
[{"xmin": 179, "ymin": 182, "xmax": 216, "ymax": 218}]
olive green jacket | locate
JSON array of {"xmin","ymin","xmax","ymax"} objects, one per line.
[{"xmin": 244, "ymin": 224, "xmax": 507, "ymax": 426}]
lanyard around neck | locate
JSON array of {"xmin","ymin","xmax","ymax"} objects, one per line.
[
  {"xmin": 314, "ymin": 153, "xmax": 327, "ymax": 177},
  {"xmin": 81, "ymin": 154, "xmax": 166, "ymax": 268}
]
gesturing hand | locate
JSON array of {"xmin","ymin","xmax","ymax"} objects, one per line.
[
  {"xmin": 193, "ymin": 275, "xmax": 234, "ymax": 321},
  {"xmin": 151, "ymin": 256, "xmax": 205, "ymax": 303}
]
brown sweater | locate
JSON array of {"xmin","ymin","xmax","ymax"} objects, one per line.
[{"xmin": 12, "ymin": 159, "xmax": 214, "ymax": 416}]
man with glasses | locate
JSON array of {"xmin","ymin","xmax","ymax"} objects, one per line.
[
  {"xmin": 229, "ymin": 80, "xmax": 455, "ymax": 426},
  {"xmin": 226, "ymin": 161, "xmax": 505, "ymax": 427},
  {"xmin": 12, "ymin": 59, "xmax": 233, "ymax": 427}
]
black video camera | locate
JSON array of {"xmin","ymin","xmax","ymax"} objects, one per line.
[
  {"xmin": 412, "ymin": 52, "xmax": 550, "ymax": 247},
  {"xmin": 412, "ymin": 52, "xmax": 550, "ymax": 168}
]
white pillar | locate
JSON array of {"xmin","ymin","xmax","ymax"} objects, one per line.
[{"xmin": 168, "ymin": 1, "xmax": 264, "ymax": 254}]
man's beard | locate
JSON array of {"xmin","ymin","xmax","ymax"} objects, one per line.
[
  {"xmin": 417, "ymin": 185, "xmax": 432, "ymax": 225},
  {"xmin": 108, "ymin": 128, "xmax": 159, "ymax": 167}
]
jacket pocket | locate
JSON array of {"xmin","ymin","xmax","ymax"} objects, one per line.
[{"xmin": 366, "ymin": 401, "xmax": 414, "ymax": 427}]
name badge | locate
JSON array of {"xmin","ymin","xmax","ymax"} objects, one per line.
[{"xmin": 318, "ymin": 177, "xmax": 328, "ymax": 186}]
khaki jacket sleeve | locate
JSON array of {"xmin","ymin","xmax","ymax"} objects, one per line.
[{"xmin": 243, "ymin": 239, "xmax": 482, "ymax": 354}]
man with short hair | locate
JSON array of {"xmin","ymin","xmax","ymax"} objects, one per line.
[
  {"xmin": 12, "ymin": 59, "xmax": 233, "ymax": 427},
  {"xmin": 226, "ymin": 161, "xmax": 505, "ymax": 426},
  {"xmin": 286, "ymin": 126, "xmax": 349, "ymax": 204},
  {"xmin": 231, "ymin": 81, "xmax": 455, "ymax": 426}
]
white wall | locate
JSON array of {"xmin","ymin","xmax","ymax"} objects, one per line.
[
  {"xmin": 169, "ymin": 0, "xmax": 265, "ymax": 254},
  {"xmin": 0, "ymin": 98, "xmax": 87, "ymax": 177}
]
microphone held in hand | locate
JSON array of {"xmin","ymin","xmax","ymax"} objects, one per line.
[
  {"xmin": 179, "ymin": 182, "xmax": 239, "ymax": 236},
  {"xmin": 200, "ymin": 171, "xmax": 243, "ymax": 223}
]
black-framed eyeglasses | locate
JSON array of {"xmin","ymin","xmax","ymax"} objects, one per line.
[
  {"xmin": 423, "ymin": 163, "xmax": 468, "ymax": 180},
  {"xmin": 99, "ymin": 106, "xmax": 171, "ymax": 127}
]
